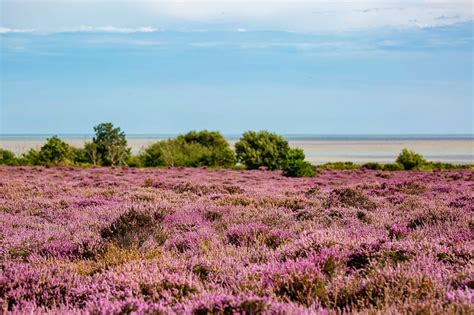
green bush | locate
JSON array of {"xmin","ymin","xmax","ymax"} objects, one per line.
[
  {"xmin": 39, "ymin": 136, "xmax": 72, "ymax": 165},
  {"xmin": 317, "ymin": 162, "xmax": 361, "ymax": 170},
  {"xmin": 362, "ymin": 162, "xmax": 384, "ymax": 170},
  {"xmin": 177, "ymin": 130, "xmax": 235, "ymax": 167},
  {"xmin": 142, "ymin": 140, "xmax": 201, "ymax": 167},
  {"xmin": 21, "ymin": 136, "xmax": 72, "ymax": 166},
  {"xmin": 83, "ymin": 142, "xmax": 101, "ymax": 166},
  {"xmin": 423, "ymin": 162, "xmax": 472, "ymax": 170},
  {"xmin": 283, "ymin": 148, "xmax": 315, "ymax": 177},
  {"xmin": 142, "ymin": 130, "xmax": 235, "ymax": 168},
  {"xmin": 396, "ymin": 149, "xmax": 426, "ymax": 170},
  {"xmin": 235, "ymin": 131, "xmax": 290, "ymax": 170},
  {"xmin": 126, "ymin": 155, "xmax": 144, "ymax": 168},
  {"xmin": 383, "ymin": 163, "xmax": 404, "ymax": 171},
  {"xmin": 92, "ymin": 123, "xmax": 130, "ymax": 166},
  {"xmin": 0, "ymin": 149, "xmax": 18, "ymax": 165},
  {"xmin": 70, "ymin": 147, "xmax": 90, "ymax": 165}
]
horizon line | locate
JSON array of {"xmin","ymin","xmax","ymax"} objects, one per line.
[{"xmin": 1, "ymin": 133, "xmax": 473, "ymax": 140}]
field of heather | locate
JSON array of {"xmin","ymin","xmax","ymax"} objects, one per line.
[{"xmin": 0, "ymin": 167, "xmax": 473, "ymax": 314}]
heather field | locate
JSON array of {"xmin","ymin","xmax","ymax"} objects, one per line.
[{"xmin": 0, "ymin": 167, "xmax": 473, "ymax": 314}]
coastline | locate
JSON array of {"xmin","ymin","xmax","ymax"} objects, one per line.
[{"xmin": 1, "ymin": 135, "xmax": 472, "ymax": 165}]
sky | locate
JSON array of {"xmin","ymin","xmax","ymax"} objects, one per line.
[{"xmin": 0, "ymin": 0, "xmax": 473, "ymax": 135}]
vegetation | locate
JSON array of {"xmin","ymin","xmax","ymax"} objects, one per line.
[
  {"xmin": 396, "ymin": 148, "xmax": 426, "ymax": 170},
  {"xmin": 0, "ymin": 148, "xmax": 18, "ymax": 166},
  {"xmin": 282, "ymin": 148, "xmax": 315, "ymax": 177},
  {"xmin": 141, "ymin": 130, "xmax": 235, "ymax": 167},
  {"xmin": 20, "ymin": 136, "xmax": 72, "ymax": 166},
  {"xmin": 235, "ymin": 131, "xmax": 290, "ymax": 170},
  {"xmin": 317, "ymin": 161, "xmax": 361, "ymax": 170},
  {"xmin": 0, "ymin": 127, "xmax": 471, "ymax": 172},
  {"xmin": 90, "ymin": 122, "xmax": 130, "ymax": 166},
  {"xmin": 1, "ymin": 166, "xmax": 472, "ymax": 313}
]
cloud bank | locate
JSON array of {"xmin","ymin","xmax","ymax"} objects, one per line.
[{"xmin": 1, "ymin": 0, "xmax": 472, "ymax": 33}]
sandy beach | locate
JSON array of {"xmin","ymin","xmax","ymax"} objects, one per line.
[{"xmin": 1, "ymin": 136, "xmax": 472, "ymax": 165}]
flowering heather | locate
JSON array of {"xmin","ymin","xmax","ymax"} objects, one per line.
[{"xmin": 0, "ymin": 166, "xmax": 473, "ymax": 314}]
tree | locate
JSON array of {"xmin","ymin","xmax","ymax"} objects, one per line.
[
  {"xmin": 92, "ymin": 123, "xmax": 130, "ymax": 166},
  {"xmin": 396, "ymin": 149, "xmax": 426, "ymax": 170},
  {"xmin": 235, "ymin": 131, "xmax": 290, "ymax": 170},
  {"xmin": 70, "ymin": 147, "xmax": 90, "ymax": 165},
  {"xmin": 282, "ymin": 148, "xmax": 315, "ymax": 177},
  {"xmin": 84, "ymin": 142, "xmax": 100, "ymax": 166},
  {"xmin": 178, "ymin": 130, "xmax": 235, "ymax": 167},
  {"xmin": 141, "ymin": 130, "xmax": 235, "ymax": 168},
  {"xmin": 0, "ymin": 149, "xmax": 18, "ymax": 165},
  {"xmin": 141, "ymin": 139, "xmax": 202, "ymax": 167},
  {"xmin": 39, "ymin": 136, "xmax": 71, "ymax": 165}
]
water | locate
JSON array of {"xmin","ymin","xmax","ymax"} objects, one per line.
[{"xmin": 1, "ymin": 134, "xmax": 473, "ymax": 165}]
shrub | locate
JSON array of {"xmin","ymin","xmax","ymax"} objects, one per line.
[
  {"xmin": 362, "ymin": 162, "xmax": 384, "ymax": 170},
  {"xmin": 142, "ymin": 130, "xmax": 235, "ymax": 168},
  {"xmin": 326, "ymin": 188, "xmax": 377, "ymax": 211},
  {"xmin": 22, "ymin": 136, "xmax": 72, "ymax": 166},
  {"xmin": 396, "ymin": 149, "xmax": 426, "ymax": 170},
  {"xmin": 92, "ymin": 122, "xmax": 130, "ymax": 166},
  {"xmin": 191, "ymin": 295, "xmax": 268, "ymax": 315},
  {"xmin": 383, "ymin": 163, "xmax": 404, "ymax": 171},
  {"xmin": 41, "ymin": 136, "xmax": 72, "ymax": 165},
  {"xmin": 353, "ymin": 272, "xmax": 443, "ymax": 309},
  {"xmin": 0, "ymin": 148, "xmax": 18, "ymax": 165},
  {"xmin": 235, "ymin": 131, "xmax": 290, "ymax": 170},
  {"xmin": 125, "ymin": 154, "xmax": 144, "ymax": 168},
  {"xmin": 101, "ymin": 209, "xmax": 165, "ymax": 248},
  {"xmin": 178, "ymin": 130, "xmax": 235, "ymax": 167},
  {"xmin": 282, "ymin": 148, "xmax": 315, "ymax": 177},
  {"xmin": 226, "ymin": 224, "xmax": 289, "ymax": 249},
  {"xmin": 263, "ymin": 258, "xmax": 327, "ymax": 306},
  {"xmin": 70, "ymin": 147, "xmax": 90, "ymax": 165},
  {"xmin": 142, "ymin": 139, "xmax": 198, "ymax": 167},
  {"xmin": 83, "ymin": 142, "xmax": 101, "ymax": 165},
  {"xmin": 317, "ymin": 162, "xmax": 360, "ymax": 170},
  {"xmin": 423, "ymin": 162, "xmax": 471, "ymax": 170}
]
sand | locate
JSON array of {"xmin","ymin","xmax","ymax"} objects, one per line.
[{"xmin": 1, "ymin": 137, "xmax": 472, "ymax": 164}]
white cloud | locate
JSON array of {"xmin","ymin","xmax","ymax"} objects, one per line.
[
  {"xmin": 145, "ymin": 1, "xmax": 473, "ymax": 32},
  {"xmin": 1, "ymin": 1, "xmax": 472, "ymax": 33},
  {"xmin": 60, "ymin": 25, "xmax": 158, "ymax": 33},
  {"xmin": 0, "ymin": 25, "xmax": 159, "ymax": 34},
  {"xmin": 0, "ymin": 27, "xmax": 35, "ymax": 34}
]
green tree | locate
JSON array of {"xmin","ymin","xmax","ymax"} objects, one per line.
[
  {"xmin": 141, "ymin": 130, "xmax": 235, "ymax": 168},
  {"xmin": 235, "ymin": 131, "xmax": 290, "ymax": 170},
  {"xmin": 0, "ymin": 149, "xmax": 18, "ymax": 165},
  {"xmin": 396, "ymin": 149, "xmax": 426, "ymax": 170},
  {"xmin": 92, "ymin": 123, "xmax": 130, "ymax": 166},
  {"xmin": 70, "ymin": 147, "xmax": 90, "ymax": 165},
  {"xmin": 282, "ymin": 148, "xmax": 315, "ymax": 177},
  {"xmin": 27, "ymin": 136, "xmax": 72, "ymax": 165},
  {"xmin": 142, "ymin": 139, "xmax": 203, "ymax": 167},
  {"xmin": 84, "ymin": 142, "xmax": 100, "ymax": 166},
  {"xmin": 178, "ymin": 130, "xmax": 235, "ymax": 167}
]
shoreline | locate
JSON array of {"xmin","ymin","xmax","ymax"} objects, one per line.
[{"xmin": 1, "ymin": 137, "xmax": 472, "ymax": 165}]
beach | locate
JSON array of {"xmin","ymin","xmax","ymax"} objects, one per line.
[{"xmin": 2, "ymin": 136, "xmax": 472, "ymax": 165}]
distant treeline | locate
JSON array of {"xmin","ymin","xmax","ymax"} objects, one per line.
[{"xmin": 0, "ymin": 123, "xmax": 471, "ymax": 176}]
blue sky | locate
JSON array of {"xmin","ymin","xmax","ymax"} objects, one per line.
[{"xmin": 1, "ymin": 1, "xmax": 473, "ymax": 135}]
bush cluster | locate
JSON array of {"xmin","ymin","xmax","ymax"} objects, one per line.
[
  {"xmin": 141, "ymin": 130, "xmax": 235, "ymax": 168},
  {"xmin": 282, "ymin": 148, "xmax": 315, "ymax": 177},
  {"xmin": 235, "ymin": 131, "xmax": 314, "ymax": 177},
  {"xmin": 1, "ymin": 126, "xmax": 471, "ymax": 174},
  {"xmin": 1, "ymin": 123, "xmax": 130, "ymax": 167},
  {"xmin": 396, "ymin": 149, "xmax": 426, "ymax": 170}
]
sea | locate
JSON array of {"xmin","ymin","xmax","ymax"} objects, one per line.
[{"xmin": 1, "ymin": 134, "xmax": 473, "ymax": 165}]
